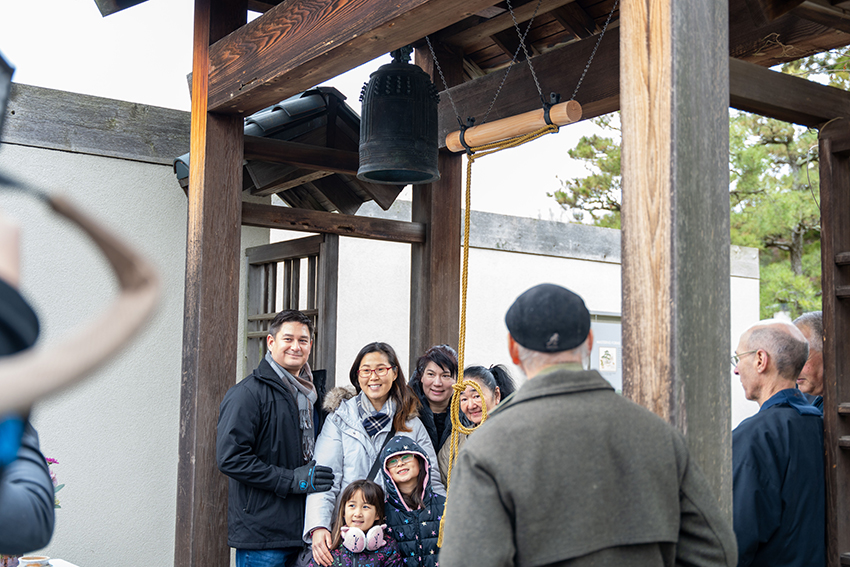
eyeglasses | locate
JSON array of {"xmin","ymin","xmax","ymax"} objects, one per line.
[
  {"xmin": 730, "ymin": 350, "xmax": 758, "ymax": 367},
  {"xmin": 387, "ymin": 454, "xmax": 414, "ymax": 469},
  {"xmin": 358, "ymin": 366, "xmax": 395, "ymax": 378}
]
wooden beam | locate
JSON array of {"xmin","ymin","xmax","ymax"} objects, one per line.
[
  {"xmin": 244, "ymin": 136, "xmax": 359, "ymax": 174},
  {"xmin": 436, "ymin": 27, "xmax": 620, "ymax": 147},
  {"xmin": 247, "ymin": 0, "xmax": 277, "ymax": 12},
  {"xmin": 791, "ymin": 0, "xmax": 850, "ymax": 34},
  {"xmin": 440, "ymin": 0, "xmax": 575, "ymax": 51},
  {"xmin": 207, "ymin": 0, "xmax": 505, "ymax": 115},
  {"xmin": 4, "ymin": 84, "xmax": 191, "ymax": 167},
  {"xmin": 741, "ymin": 0, "xmax": 805, "ymax": 25},
  {"xmin": 551, "ymin": 3, "xmax": 597, "ymax": 39},
  {"xmin": 819, "ymin": 119, "xmax": 850, "ymax": 567},
  {"xmin": 436, "ymin": 36, "xmax": 850, "ymax": 150},
  {"xmin": 175, "ymin": 2, "xmax": 246, "ymax": 567},
  {"xmin": 730, "ymin": 57, "xmax": 850, "ymax": 126},
  {"xmin": 241, "ymin": 202, "xmax": 426, "ymax": 243},
  {"xmin": 409, "ymin": 44, "xmax": 463, "ymax": 368},
  {"xmin": 621, "ymin": 0, "xmax": 731, "ymax": 521},
  {"xmin": 491, "ymin": 28, "xmax": 528, "ymax": 61},
  {"xmin": 250, "ymin": 169, "xmax": 334, "ymax": 196}
]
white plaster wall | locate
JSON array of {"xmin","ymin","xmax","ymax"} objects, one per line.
[
  {"xmin": 0, "ymin": 144, "xmax": 266, "ymax": 567},
  {"xmin": 730, "ymin": 274, "xmax": 762, "ymax": 427}
]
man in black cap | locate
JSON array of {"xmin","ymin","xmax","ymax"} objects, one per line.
[{"xmin": 440, "ymin": 283, "xmax": 737, "ymax": 567}]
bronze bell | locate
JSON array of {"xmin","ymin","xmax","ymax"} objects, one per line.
[{"xmin": 357, "ymin": 47, "xmax": 441, "ymax": 185}]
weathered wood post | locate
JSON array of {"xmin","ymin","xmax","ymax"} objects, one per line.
[
  {"xmin": 409, "ymin": 44, "xmax": 464, "ymax": 369},
  {"xmin": 174, "ymin": 1, "xmax": 246, "ymax": 566},
  {"xmin": 620, "ymin": 0, "xmax": 732, "ymax": 518}
]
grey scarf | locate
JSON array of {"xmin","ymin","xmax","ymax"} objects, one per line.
[{"xmin": 265, "ymin": 351, "xmax": 318, "ymax": 461}]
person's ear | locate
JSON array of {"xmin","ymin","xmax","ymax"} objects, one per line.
[
  {"xmin": 508, "ymin": 334, "xmax": 521, "ymax": 364},
  {"xmin": 586, "ymin": 329, "xmax": 594, "ymax": 352},
  {"xmin": 266, "ymin": 333, "xmax": 275, "ymax": 350},
  {"xmin": 494, "ymin": 386, "xmax": 501, "ymax": 404},
  {"xmin": 756, "ymin": 349, "xmax": 769, "ymax": 373}
]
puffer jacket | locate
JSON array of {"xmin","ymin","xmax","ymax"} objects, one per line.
[
  {"xmin": 304, "ymin": 387, "xmax": 446, "ymax": 542},
  {"xmin": 381, "ymin": 436, "xmax": 446, "ymax": 567},
  {"xmin": 308, "ymin": 533, "xmax": 403, "ymax": 567}
]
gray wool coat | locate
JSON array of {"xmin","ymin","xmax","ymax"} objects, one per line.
[{"xmin": 439, "ymin": 364, "xmax": 737, "ymax": 567}]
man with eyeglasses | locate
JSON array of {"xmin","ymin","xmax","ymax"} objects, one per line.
[
  {"xmin": 440, "ymin": 283, "xmax": 737, "ymax": 567},
  {"xmin": 793, "ymin": 311, "xmax": 824, "ymax": 410},
  {"xmin": 217, "ymin": 309, "xmax": 335, "ymax": 567},
  {"xmin": 731, "ymin": 320, "xmax": 824, "ymax": 567}
]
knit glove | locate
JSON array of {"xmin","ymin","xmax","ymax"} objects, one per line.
[{"xmin": 290, "ymin": 460, "xmax": 334, "ymax": 494}]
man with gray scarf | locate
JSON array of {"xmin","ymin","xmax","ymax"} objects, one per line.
[{"xmin": 217, "ymin": 309, "xmax": 334, "ymax": 567}]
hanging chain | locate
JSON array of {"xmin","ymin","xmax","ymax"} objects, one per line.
[
  {"xmin": 507, "ymin": 0, "xmax": 545, "ymax": 103},
  {"xmin": 425, "ymin": 35, "xmax": 462, "ymax": 124},
  {"xmin": 570, "ymin": 0, "xmax": 619, "ymax": 101},
  {"xmin": 482, "ymin": 0, "xmax": 545, "ymax": 124}
]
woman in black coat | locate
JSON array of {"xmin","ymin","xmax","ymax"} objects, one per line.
[{"xmin": 407, "ymin": 345, "xmax": 457, "ymax": 453}]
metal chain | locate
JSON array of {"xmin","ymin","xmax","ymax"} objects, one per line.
[
  {"xmin": 507, "ymin": 0, "xmax": 544, "ymax": 102},
  {"xmin": 482, "ymin": 0, "xmax": 544, "ymax": 124},
  {"xmin": 571, "ymin": 0, "xmax": 620, "ymax": 101},
  {"xmin": 425, "ymin": 35, "xmax": 462, "ymax": 124}
]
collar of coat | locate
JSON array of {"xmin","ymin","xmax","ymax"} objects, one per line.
[{"xmin": 490, "ymin": 364, "xmax": 614, "ymax": 416}]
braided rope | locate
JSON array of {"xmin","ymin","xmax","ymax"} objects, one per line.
[{"xmin": 437, "ymin": 122, "xmax": 559, "ymax": 547}]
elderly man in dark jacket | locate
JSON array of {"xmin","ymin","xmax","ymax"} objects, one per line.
[
  {"xmin": 731, "ymin": 320, "xmax": 824, "ymax": 567},
  {"xmin": 440, "ymin": 284, "xmax": 737, "ymax": 567},
  {"xmin": 217, "ymin": 309, "xmax": 335, "ymax": 567}
]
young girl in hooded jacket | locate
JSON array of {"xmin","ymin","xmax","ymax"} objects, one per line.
[
  {"xmin": 381, "ymin": 435, "xmax": 447, "ymax": 567},
  {"xmin": 308, "ymin": 479, "xmax": 402, "ymax": 567}
]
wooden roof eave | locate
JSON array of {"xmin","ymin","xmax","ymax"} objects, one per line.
[
  {"xmin": 435, "ymin": 12, "xmax": 850, "ymax": 144},
  {"xmin": 206, "ymin": 0, "xmax": 507, "ymax": 116}
]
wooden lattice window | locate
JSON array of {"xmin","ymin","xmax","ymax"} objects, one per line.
[{"xmin": 245, "ymin": 234, "xmax": 339, "ymax": 386}]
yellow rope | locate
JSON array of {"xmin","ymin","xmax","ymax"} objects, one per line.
[{"xmin": 437, "ymin": 123, "xmax": 558, "ymax": 547}]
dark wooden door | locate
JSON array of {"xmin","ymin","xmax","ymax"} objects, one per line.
[{"xmin": 818, "ymin": 118, "xmax": 850, "ymax": 567}]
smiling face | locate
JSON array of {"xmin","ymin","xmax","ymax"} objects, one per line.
[
  {"xmin": 357, "ymin": 351, "xmax": 398, "ymax": 411},
  {"xmin": 387, "ymin": 452, "xmax": 420, "ymax": 495},
  {"xmin": 420, "ymin": 361, "xmax": 456, "ymax": 412},
  {"xmin": 796, "ymin": 325, "xmax": 824, "ymax": 396},
  {"xmin": 343, "ymin": 489, "xmax": 378, "ymax": 532},
  {"xmin": 266, "ymin": 321, "xmax": 312, "ymax": 375},
  {"xmin": 459, "ymin": 378, "xmax": 501, "ymax": 425}
]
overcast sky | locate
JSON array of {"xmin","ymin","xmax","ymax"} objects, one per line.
[{"xmin": 0, "ymin": 0, "xmax": 612, "ymax": 221}]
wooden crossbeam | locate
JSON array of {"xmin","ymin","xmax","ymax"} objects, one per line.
[
  {"xmin": 250, "ymin": 168, "xmax": 333, "ymax": 197},
  {"xmin": 439, "ymin": 0, "xmax": 574, "ymax": 50},
  {"xmin": 550, "ymin": 3, "xmax": 597, "ymax": 40},
  {"xmin": 729, "ymin": 57, "xmax": 850, "ymax": 126},
  {"xmin": 207, "ymin": 0, "xmax": 505, "ymax": 115},
  {"xmin": 436, "ymin": 37, "xmax": 850, "ymax": 146},
  {"xmin": 243, "ymin": 136, "xmax": 359, "ymax": 174},
  {"xmin": 436, "ymin": 26, "xmax": 620, "ymax": 146},
  {"xmin": 241, "ymin": 202, "xmax": 426, "ymax": 243},
  {"xmin": 791, "ymin": 1, "xmax": 850, "ymax": 34}
]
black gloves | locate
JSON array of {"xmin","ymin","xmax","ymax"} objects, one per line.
[{"xmin": 291, "ymin": 460, "xmax": 334, "ymax": 494}]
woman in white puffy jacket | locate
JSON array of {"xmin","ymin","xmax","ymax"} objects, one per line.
[{"xmin": 305, "ymin": 342, "xmax": 446, "ymax": 567}]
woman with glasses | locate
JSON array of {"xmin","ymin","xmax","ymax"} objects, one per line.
[{"xmin": 305, "ymin": 342, "xmax": 445, "ymax": 567}]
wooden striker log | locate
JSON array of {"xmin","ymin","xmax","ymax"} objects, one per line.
[{"xmin": 446, "ymin": 100, "xmax": 582, "ymax": 153}]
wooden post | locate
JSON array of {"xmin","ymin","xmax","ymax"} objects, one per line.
[
  {"xmin": 620, "ymin": 0, "xmax": 732, "ymax": 518},
  {"xmin": 410, "ymin": 44, "xmax": 463, "ymax": 369},
  {"xmin": 174, "ymin": 1, "xmax": 247, "ymax": 566},
  {"xmin": 818, "ymin": 118, "xmax": 850, "ymax": 567}
]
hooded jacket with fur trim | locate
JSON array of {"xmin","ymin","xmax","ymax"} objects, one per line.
[{"xmin": 303, "ymin": 387, "xmax": 445, "ymax": 543}]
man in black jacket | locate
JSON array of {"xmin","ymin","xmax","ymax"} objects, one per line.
[{"xmin": 217, "ymin": 310, "xmax": 334, "ymax": 567}]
